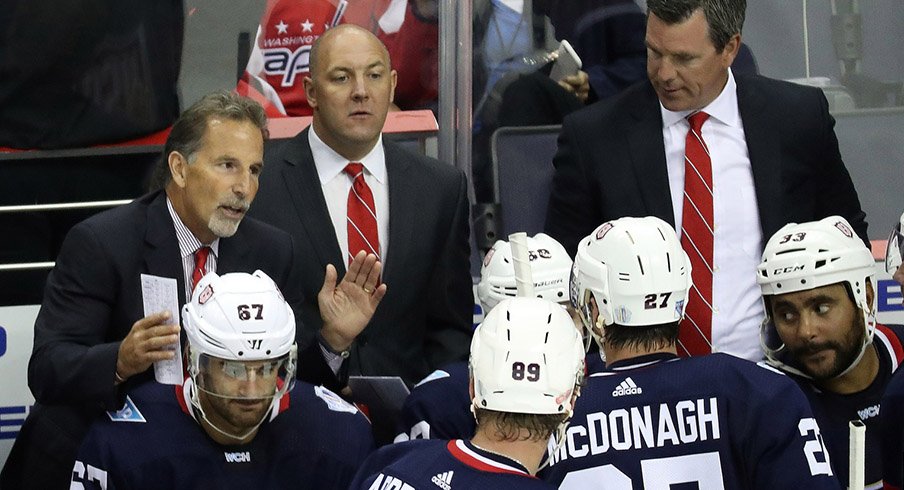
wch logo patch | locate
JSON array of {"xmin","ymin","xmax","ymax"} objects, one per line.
[{"xmin": 224, "ymin": 451, "xmax": 251, "ymax": 463}]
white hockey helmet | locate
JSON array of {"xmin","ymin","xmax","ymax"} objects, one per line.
[
  {"xmin": 477, "ymin": 233, "xmax": 572, "ymax": 313},
  {"xmin": 470, "ymin": 297, "xmax": 584, "ymax": 416},
  {"xmin": 571, "ymin": 217, "xmax": 691, "ymax": 343},
  {"xmin": 886, "ymin": 211, "xmax": 904, "ymax": 275},
  {"xmin": 757, "ymin": 216, "xmax": 875, "ymax": 377},
  {"xmin": 182, "ymin": 270, "xmax": 298, "ymax": 438}
]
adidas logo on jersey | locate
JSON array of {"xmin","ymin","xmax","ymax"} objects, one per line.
[
  {"xmin": 612, "ymin": 377, "xmax": 642, "ymax": 397},
  {"xmin": 431, "ymin": 470, "xmax": 453, "ymax": 490}
]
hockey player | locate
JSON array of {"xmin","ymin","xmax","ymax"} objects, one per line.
[
  {"xmin": 394, "ymin": 233, "xmax": 593, "ymax": 442},
  {"xmin": 883, "ymin": 212, "xmax": 904, "ymax": 489},
  {"xmin": 70, "ymin": 271, "xmax": 374, "ymax": 489},
  {"xmin": 882, "ymin": 362, "xmax": 904, "ymax": 489},
  {"xmin": 758, "ymin": 216, "xmax": 904, "ymax": 488},
  {"xmin": 351, "ymin": 296, "xmax": 586, "ymax": 489},
  {"xmin": 886, "ymin": 211, "xmax": 904, "ymax": 303},
  {"xmin": 542, "ymin": 216, "xmax": 840, "ymax": 489}
]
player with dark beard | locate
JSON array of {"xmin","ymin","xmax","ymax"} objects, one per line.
[{"xmin": 758, "ymin": 216, "xmax": 904, "ymax": 488}]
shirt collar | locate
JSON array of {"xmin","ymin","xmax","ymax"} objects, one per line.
[
  {"xmin": 660, "ymin": 68, "xmax": 741, "ymax": 129},
  {"xmin": 604, "ymin": 352, "xmax": 679, "ymax": 372},
  {"xmin": 166, "ymin": 197, "xmax": 220, "ymax": 259},
  {"xmin": 308, "ymin": 126, "xmax": 387, "ymax": 185}
]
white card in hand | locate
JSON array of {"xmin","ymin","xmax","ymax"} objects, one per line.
[{"xmin": 140, "ymin": 274, "xmax": 183, "ymax": 385}]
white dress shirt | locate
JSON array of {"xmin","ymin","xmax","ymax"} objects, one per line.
[
  {"xmin": 309, "ymin": 126, "xmax": 390, "ymax": 264},
  {"xmin": 166, "ymin": 197, "xmax": 219, "ymax": 296},
  {"xmin": 309, "ymin": 127, "xmax": 391, "ymax": 373},
  {"xmin": 660, "ymin": 69, "xmax": 766, "ymax": 361}
]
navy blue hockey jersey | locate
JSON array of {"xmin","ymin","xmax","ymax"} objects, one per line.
[
  {"xmin": 786, "ymin": 324, "xmax": 904, "ymax": 489},
  {"xmin": 541, "ymin": 352, "xmax": 841, "ymax": 489},
  {"xmin": 395, "ymin": 354, "xmax": 605, "ymax": 442},
  {"xmin": 351, "ymin": 439, "xmax": 555, "ymax": 489},
  {"xmin": 881, "ymin": 366, "xmax": 904, "ymax": 490},
  {"xmin": 70, "ymin": 380, "xmax": 374, "ymax": 489}
]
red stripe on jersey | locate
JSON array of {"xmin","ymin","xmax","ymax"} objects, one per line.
[
  {"xmin": 446, "ymin": 440, "xmax": 535, "ymax": 477},
  {"xmin": 176, "ymin": 384, "xmax": 190, "ymax": 415},
  {"xmin": 277, "ymin": 390, "xmax": 291, "ymax": 413},
  {"xmin": 876, "ymin": 324, "xmax": 904, "ymax": 368}
]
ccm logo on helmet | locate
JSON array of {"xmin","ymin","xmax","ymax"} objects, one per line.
[{"xmin": 773, "ymin": 265, "xmax": 805, "ymax": 275}]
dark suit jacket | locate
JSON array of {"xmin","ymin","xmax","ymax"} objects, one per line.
[
  {"xmin": 3, "ymin": 191, "xmax": 300, "ymax": 489},
  {"xmin": 251, "ymin": 129, "xmax": 473, "ymax": 388},
  {"xmin": 545, "ymin": 74, "xmax": 869, "ymax": 257}
]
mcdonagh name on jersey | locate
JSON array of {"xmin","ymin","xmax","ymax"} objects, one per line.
[{"xmin": 547, "ymin": 397, "xmax": 720, "ymax": 465}]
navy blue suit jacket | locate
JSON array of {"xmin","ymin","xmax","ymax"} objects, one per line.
[
  {"xmin": 5, "ymin": 191, "xmax": 300, "ymax": 489},
  {"xmin": 545, "ymin": 74, "xmax": 868, "ymax": 256},
  {"xmin": 251, "ymin": 129, "xmax": 473, "ymax": 387}
]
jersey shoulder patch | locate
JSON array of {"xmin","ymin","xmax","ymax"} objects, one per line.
[
  {"xmin": 314, "ymin": 385, "xmax": 359, "ymax": 414},
  {"xmin": 414, "ymin": 369, "xmax": 451, "ymax": 388},
  {"xmin": 106, "ymin": 395, "xmax": 147, "ymax": 423}
]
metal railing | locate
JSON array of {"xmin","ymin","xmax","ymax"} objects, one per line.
[{"xmin": 0, "ymin": 199, "xmax": 132, "ymax": 271}]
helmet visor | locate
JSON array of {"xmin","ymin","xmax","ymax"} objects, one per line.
[
  {"xmin": 887, "ymin": 221, "xmax": 904, "ymax": 275},
  {"xmin": 196, "ymin": 354, "xmax": 292, "ymax": 400}
]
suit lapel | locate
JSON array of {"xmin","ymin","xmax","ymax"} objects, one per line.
[
  {"xmin": 143, "ymin": 192, "xmax": 188, "ymax": 306},
  {"xmin": 381, "ymin": 142, "xmax": 415, "ymax": 287},
  {"xmin": 626, "ymin": 84, "xmax": 675, "ymax": 225},
  {"xmin": 280, "ymin": 128, "xmax": 345, "ymax": 273},
  {"xmin": 217, "ymin": 225, "xmax": 250, "ymax": 274},
  {"xmin": 737, "ymin": 76, "xmax": 783, "ymax": 237}
]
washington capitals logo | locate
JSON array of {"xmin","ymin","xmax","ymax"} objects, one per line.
[
  {"xmin": 834, "ymin": 220, "xmax": 853, "ymax": 238},
  {"xmin": 596, "ymin": 222, "xmax": 614, "ymax": 240},
  {"xmin": 199, "ymin": 285, "xmax": 214, "ymax": 305}
]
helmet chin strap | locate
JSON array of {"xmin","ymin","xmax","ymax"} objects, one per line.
[
  {"xmin": 189, "ymin": 380, "xmax": 279, "ymax": 443},
  {"xmin": 538, "ymin": 390, "xmax": 578, "ymax": 472}
]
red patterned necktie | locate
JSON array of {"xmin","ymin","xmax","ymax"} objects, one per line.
[
  {"xmin": 678, "ymin": 111, "xmax": 714, "ymax": 356},
  {"xmin": 344, "ymin": 163, "xmax": 380, "ymax": 264},
  {"xmin": 191, "ymin": 246, "xmax": 211, "ymax": 294}
]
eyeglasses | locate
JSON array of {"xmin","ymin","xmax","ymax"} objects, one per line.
[{"xmin": 886, "ymin": 220, "xmax": 904, "ymax": 275}]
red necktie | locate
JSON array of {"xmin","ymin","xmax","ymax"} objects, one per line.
[
  {"xmin": 344, "ymin": 163, "xmax": 380, "ymax": 264},
  {"xmin": 678, "ymin": 111, "xmax": 714, "ymax": 357},
  {"xmin": 191, "ymin": 246, "xmax": 211, "ymax": 294}
]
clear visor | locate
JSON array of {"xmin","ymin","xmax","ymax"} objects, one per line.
[
  {"xmin": 886, "ymin": 222, "xmax": 904, "ymax": 274},
  {"xmin": 196, "ymin": 354, "xmax": 292, "ymax": 400}
]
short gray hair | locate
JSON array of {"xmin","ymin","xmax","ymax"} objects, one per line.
[
  {"xmin": 647, "ymin": 0, "xmax": 745, "ymax": 52},
  {"xmin": 150, "ymin": 90, "xmax": 267, "ymax": 190},
  {"xmin": 164, "ymin": 90, "xmax": 267, "ymax": 163}
]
